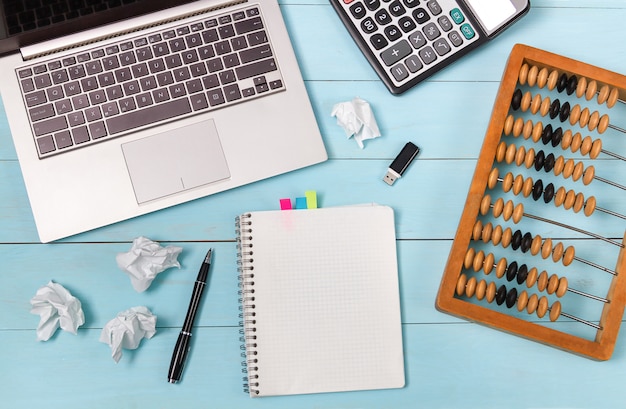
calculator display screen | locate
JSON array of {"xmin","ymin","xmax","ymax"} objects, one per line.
[{"xmin": 465, "ymin": 0, "xmax": 516, "ymax": 32}]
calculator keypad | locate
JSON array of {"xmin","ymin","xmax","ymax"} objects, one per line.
[{"xmin": 337, "ymin": 0, "xmax": 479, "ymax": 91}]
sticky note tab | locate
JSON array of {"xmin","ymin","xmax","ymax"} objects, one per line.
[
  {"xmin": 295, "ymin": 197, "xmax": 307, "ymax": 209},
  {"xmin": 305, "ymin": 190, "xmax": 317, "ymax": 209},
  {"xmin": 279, "ymin": 198, "xmax": 292, "ymax": 210}
]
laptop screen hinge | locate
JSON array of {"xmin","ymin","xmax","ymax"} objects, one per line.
[{"xmin": 20, "ymin": 0, "xmax": 248, "ymax": 61}]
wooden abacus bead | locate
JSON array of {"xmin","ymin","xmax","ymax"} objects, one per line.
[
  {"xmin": 575, "ymin": 76, "xmax": 587, "ymax": 99},
  {"xmin": 475, "ymin": 279, "xmax": 488, "ymax": 300},
  {"xmin": 549, "ymin": 301, "xmax": 562, "ymax": 322},
  {"xmin": 472, "ymin": 250, "xmax": 485, "ymax": 272},
  {"xmin": 472, "ymin": 220, "xmax": 484, "ymax": 240},
  {"xmin": 485, "ymin": 281, "xmax": 497, "ymax": 303},
  {"xmin": 584, "ymin": 196, "xmax": 596, "ymax": 217},
  {"xmin": 527, "ymin": 65, "xmax": 539, "ymax": 87},
  {"xmin": 483, "ymin": 252, "xmax": 495, "ymax": 275},
  {"xmin": 526, "ymin": 293, "xmax": 539, "ymax": 314},
  {"xmin": 463, "ymin": 248, "xmax": 476, "ymax": 270},
  {"xmin": 501, "ymin": 227, "xmax": 513, "ymax": 248},
  {"xmin": 537, "ymin": 296, "xmax": 549, "ymax": 318},
  {"xmin": 517, "ymin": 290, "xmax": 529, "ymax": 311},
  {"xmin": 518, "ymin": 63, "xmax": 529, "ymax": 85},
  {"xmin": 537, "ymin": 270, "xmax": 549, "ymax": 292},
  {"xmin": 584, "ymin": 79, "xmax": 597, "ymax": 101},
  {"xmin": 607, "ymin": 87, "xmax": 620, "ymax": 108},
  {"xmin": 456, "ymin": 273, "xmax": 468, "ymax": 296},
  {"xmin": 531, "ymin": 234, "xmax": 542, "ymax": 255},
  {"xmin": 495, "ymin": 257, "xmax": 507, "ymax": 279},
  {"xmin": 492, "ymin": 224, "xmax": 503, "ymax": 246},
  {"xmin": 466, "ymin": 276, "xmax": 477, "ymax": 297},
  {"xmin": 526, "ymin": 267, "xmax": 538, "ymax": 287}
]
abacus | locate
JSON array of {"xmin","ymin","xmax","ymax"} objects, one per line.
[{"xmin": 435, "ymin": 44, "xmax": 626, "ymax": 360}]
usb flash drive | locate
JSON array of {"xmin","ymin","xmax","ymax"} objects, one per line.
[{"xmin": 383, "ymin": 142, "xmax": 420, "ymax": 186}]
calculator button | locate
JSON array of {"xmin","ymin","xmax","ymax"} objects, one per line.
[
  {"xmin": 448, "ymin": 31, "xmax": 463, "ymax": 46},
  {"xmin": 412, "ymin": 8, "xmax": 430, "ymax": 24},
  {"xmin": 403, "ymin": 0, "xmax": 419, "ymax": 7},
  {"xmin": 349, "ymin": 2, "xmax": 367, "ymax": 19},
  {"xmin": 423, "ymin": 22, "xmax": 440, "ymax": 40},
  {"xmin": 405, "ymin": 55, "xmax": 422, "ymax": 72},
  {"xmin": 389, "ymin": 0, "xmax": 406, "ymax": 16},
  {"xmin": 408, "ymin": 30, "xmax": 426, "ymax": 49},
  {"xmin": 364, "ymin": 0, "xmax": 380, "ymax": 10},
  {"xmin": 391, "ymin": 63, "xmax": 409, "ymax": 81},
  {"xmin": 398, "ymin": 16, "xmax": 417, "ymax": 32},
  {"xmin": 433, "ymin": 38, "xmax": 451, "ymax": 56},
  {"xmin": 384, "ymin": 25, "xmax": 403, "ymax": 41},
  {"xmin": 427, "ymin": 0, "xmax": 442, "ymax": 15},
  {"xmin": 418, "ymin": 46, "xmax": 437, "ymax": 64},
  {"xmin": 361, "ymin": 17, "xmax": 378, "ymax": 34},
  {"xmin": 381, "ymin": 39, "xmax": 411, "ymax": 66},
  {"xmin": 450, "ymin": 8, "xmax": 464, "ymax": 24},
  {"xmin": 375, "ymin": 9, "xmax": 393, "ymax": 25},
  {"xmin": 461, "ymin": 23, "xmax": 475, "ymax": 39},
  {"xmin": 370, "ymin": 33, "xmax": 389, "ymax": 50},
  {"xmin": 438, "ymin": 15, "xmax": 452, "ymax": 32}
]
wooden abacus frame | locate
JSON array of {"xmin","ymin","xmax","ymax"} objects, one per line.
[{"xmin": 435, "ymin": 44, "xmax": 626, "ymax": 360}]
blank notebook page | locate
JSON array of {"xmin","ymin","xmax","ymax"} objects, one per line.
[{"xmin": 238, "ymin": 205, "xmax": 405, "ymax": 397}]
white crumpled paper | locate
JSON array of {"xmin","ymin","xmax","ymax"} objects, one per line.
[
  {"xmin": 331, "ymin": 97, "xmax": 381, "ymax": 148},
  {"xmin": 99, "ymin": 306, "xmax": 157, "ymax": 363},
  {"xmin": 116, "ymin": 236, "xmax": 183, "ymax": 292},
  {"xmin": 30, "ymin": 281, "xmax": 85, "ymax": 341}
]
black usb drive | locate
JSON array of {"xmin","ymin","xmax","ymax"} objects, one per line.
[{"xmin": 383, "ymin": 142, "xmax": 420, "ymax": 186}]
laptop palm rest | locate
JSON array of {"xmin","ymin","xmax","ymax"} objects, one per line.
[{"xmin": 121, "ymin": 119, "xmax": 230, "ymax": 204}]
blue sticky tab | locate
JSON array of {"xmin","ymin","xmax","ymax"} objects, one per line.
[{"xmin": 295, "ymin": 197, "xmax": 307, "ymax": 209}]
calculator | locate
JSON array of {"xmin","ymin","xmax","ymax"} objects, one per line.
[{"xmin": 330, "ymin": 0, "xmax": 530, "ymax": 94}]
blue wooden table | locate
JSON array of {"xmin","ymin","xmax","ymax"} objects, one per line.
[{"xmin": 2, "ymin": 1, "xmax": 626, "ymax": 407}]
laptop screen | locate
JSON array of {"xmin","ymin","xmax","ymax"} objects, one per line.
[{"xmin": 0, "ymin": 0, "xmax": 198, "ymax": 56}]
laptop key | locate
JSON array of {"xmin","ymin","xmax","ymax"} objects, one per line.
[
  {"xmin": 106, "ymin": 98, "xmax": 192, "ymax": 134},
  {"xmin": 235, "ymin": 58, "xmax": 277, "ymax": 80}
]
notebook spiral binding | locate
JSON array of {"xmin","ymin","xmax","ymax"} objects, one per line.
[{"xmin": 236, "ymin": 213, "xmax": 260, "ymax": 395}]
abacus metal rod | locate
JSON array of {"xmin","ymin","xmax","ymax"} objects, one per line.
[
  {"xmin": 566, "ymin": 287, "xmax": 609, "ymax": 303},
  {"xmin": 600, "ymin": 149, "xmax": 626, "ymax": 162},
  {"xmin": 594, "ymin": 175, "xmax": 626, "ymax": 191},
  {"xmin": 608, "ymin": 123, "xmax": 626, "ymax": 134},
  {"xmin": 556, "ymin": 309, "xmax": 602, "ymax": 330},
  {"xmin": 596, "ymin": 205, "xmax": 626, "ymax": 221},
  {"xmin": 573, "ymin": 255, "xmax": 617, "ymax": 275},
  {"xmin": 522, "ymin": 211, "xmax": 624, "ymax": 248}
]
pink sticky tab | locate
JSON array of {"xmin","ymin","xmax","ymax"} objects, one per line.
[{"xmin": 279, "ymin": 198, "xmax": 292, "ymax": 210}]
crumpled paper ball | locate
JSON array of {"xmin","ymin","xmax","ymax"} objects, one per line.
[
  {"xmin": 99, "ymin": 306, "xmax": 157, "ymax": 363},
  {"xmin": 30, "ymin": 281, "xmax": 85, "ymax": 341},
  {"xmin": 331, "ymin": 96, "xmax": 381, "ymax": 148},
  {"xmin": 116, "ymin": 236, "xmax": 183, "ymax": 292}
]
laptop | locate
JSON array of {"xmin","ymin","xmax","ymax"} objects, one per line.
[{"xmin": 0, "ymin": 0, "xmax": 327, "ymax": 242}]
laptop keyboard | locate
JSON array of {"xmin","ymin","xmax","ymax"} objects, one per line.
[{"xmin": 16, "ymin": 3, "xmax": 285, "ymax": 158}]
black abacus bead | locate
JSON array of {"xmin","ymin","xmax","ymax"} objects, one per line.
[
  {"xmin": 511, "ymin": 230, "xmax": 522, "ymax": 250},
  {"xmin": 541, "ymin": 124, "xmax": 553, "ymax": 145},
  {"xmin": 544, "ymin": 153, "xmax": 555, "ymax": 172},
  {"xmin": 557, "ymin": 73, "xmax": 568, "ymax": 92},
  {"xmin": 559, "ymin": 101, "xmax": 570, "ymax": 122},
  {"xmin": 566, "ymin": 75, "xmax": 578, "ymax": 95},
  {"xmin": 506, "ymin": 261, "xmax": 518, "ymax": 282},
  {"xmin": 532, "ymin": 179, "xmax": 544, "ymax": 201},
  {"xmin": 496, "ymin": 285, "xmax": 507, "ymax": 305},
  {"xmin": 549, "ymin": 99, "xmax": 560, "ymax": 120},
  {"xmin": 517, "ymin": 263, "xmax": 529, "ymax": 285},
  {"xmin": 543, "ymin": 182, "xmax": 555, "ymax": 203},
  {"xmin": 521, "ymin": 233, "xmax": 533, "ymax": 253},
  {"xmin": 552, "ymin": 127, "xmax": 563, "ymax": 147},
  {"xmin": 506, "ymin": 287, "xmax": 518, "ymax": 308},
  {"xmin": 534, "ymin": 150, "xmax": 545, "ymax": 171},
  {"xmin": 511, "ymin": 89, "xmax": 522, "ymax": 110}
]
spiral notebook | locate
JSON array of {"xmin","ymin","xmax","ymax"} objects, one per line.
[{"xmin": 236, "ymin": 204, "xmax": 405, "ymax": 397}]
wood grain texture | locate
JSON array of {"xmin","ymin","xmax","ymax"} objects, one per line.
[{"xmin": 1, "ymin": 0, "xmax": 626, "ymax": 407}]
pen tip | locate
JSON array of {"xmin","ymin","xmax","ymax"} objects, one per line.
[{"xmin": 204, "ymin": 248, "xmax": 213, "ymax": 263}]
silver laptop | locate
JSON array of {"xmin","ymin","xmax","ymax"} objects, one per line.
[{"xmin": 0, "ymin": 0, "xmax": 327, "ymax": 242}]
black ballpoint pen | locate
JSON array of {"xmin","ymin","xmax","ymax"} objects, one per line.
[{"xmin": 168, "ymin": 248, "xmax": 213, "ymax": 383}]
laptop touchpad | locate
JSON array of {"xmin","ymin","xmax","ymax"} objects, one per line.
[{"xmin": 121, "ymin": 119, "xmax": 230, "ymax": 204}]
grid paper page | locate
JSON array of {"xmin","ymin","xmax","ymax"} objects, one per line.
[{"xmin": 242, "ymin": 205, "xmax": 405, "ymax": 397}]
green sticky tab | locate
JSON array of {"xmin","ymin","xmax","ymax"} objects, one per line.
[{"xmin": 305, "ymin": 190, "xmax": 317, "ymax": 209}]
